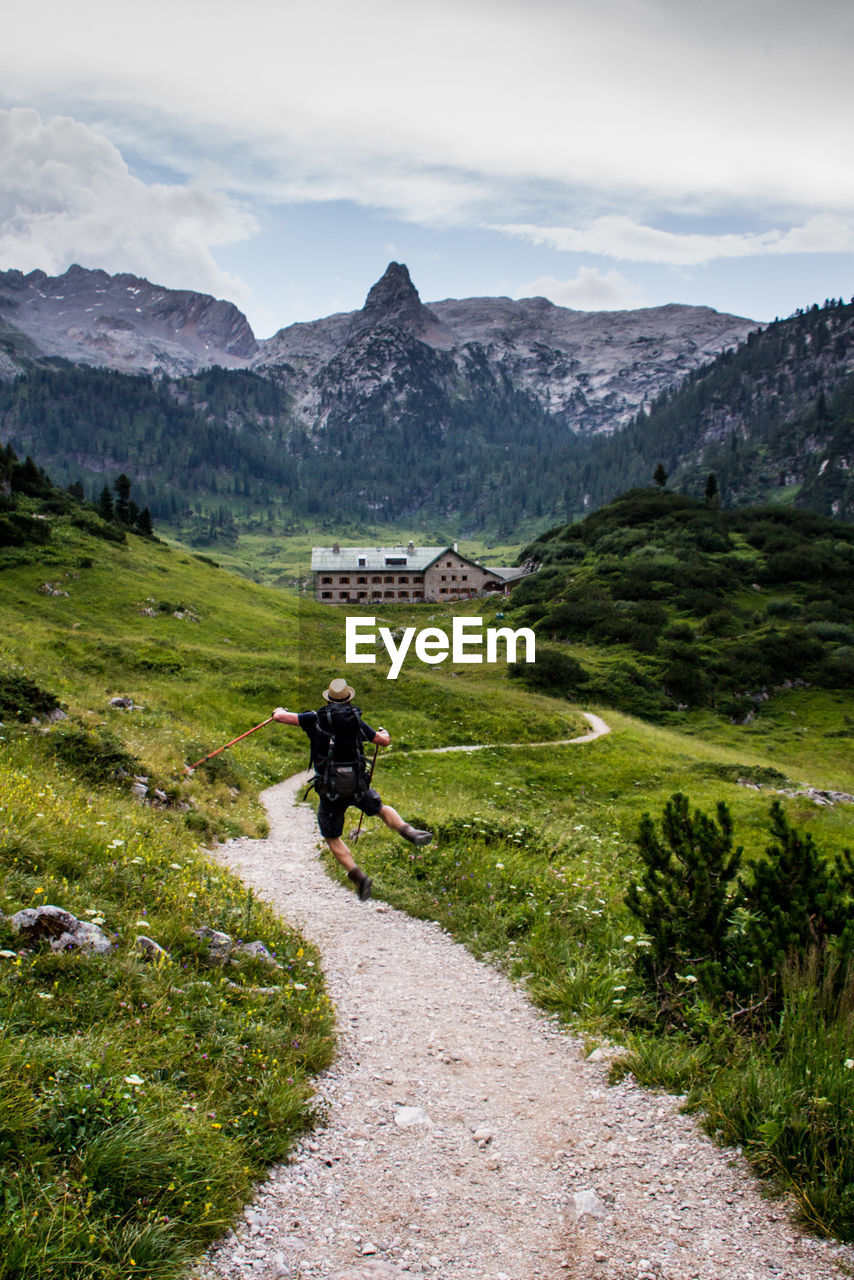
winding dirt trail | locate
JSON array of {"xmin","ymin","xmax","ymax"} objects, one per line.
[{"xmin": 194, "ymin": 717, "xmax": 852, "ymax": 1280}]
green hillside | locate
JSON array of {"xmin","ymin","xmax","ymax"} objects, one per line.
[
  {"xmin": 580, "ymin": 297, "xmax": 854, "ymax": 517},
  {"xmin": 510, "ymin": 486, "xmax": 854, "ymax": 722},
  {"xmin": 2, "ymin": 469, "xmax": 854, "ymax": 1262}
]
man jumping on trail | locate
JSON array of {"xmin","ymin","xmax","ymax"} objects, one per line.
[{"xmin": 272, "ymin": 678, "xmax": 432, "ymax": 902}]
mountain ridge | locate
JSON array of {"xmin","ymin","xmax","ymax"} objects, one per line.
[
  {"xmin": 0, "ymin": 261, "xmax": 755, "ymax": 437},
  {"xmin": 254, "ymin": 261, "xmax": 756, "ymax": 436}
]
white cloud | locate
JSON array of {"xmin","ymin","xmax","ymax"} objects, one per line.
[
  {"xmin": 496, "ymin": 215, "xmax": 854, "ymax": 267},
  {"xmin": 516, "ymin": 267, "xmax": 645, "ymax": 311},
  {"xmin": 0, "ymin": 108, "xmax": 257, "ymax": 299},
  {"xmin": 3, "ymin": 1, "xmax": 854, "ymax": 225}
]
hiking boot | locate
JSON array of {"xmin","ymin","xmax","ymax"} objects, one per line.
[
  {"xmin": 400, "ymin": 824, "xmax": 432, "ymax": 846},
  {"xmin": 347, "ymin": 866, "xmax": 373, "ymax": 901}
]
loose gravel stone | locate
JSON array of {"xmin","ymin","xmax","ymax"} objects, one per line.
[{"xmin": 192, "ymin": 770, "xmax": 854, "ymax": 1280}]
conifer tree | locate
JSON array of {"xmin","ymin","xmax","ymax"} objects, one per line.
[
  {"xmin": 114, "ymin": 473, "xmax": 132, "ymax": 524},
  {"xmin": 738, "ymin": 801, "xmax": 854, "ymax": 980},
  {"xmin": 135, "ymin": 507, "xmax": 154, "ymax": 537},
  {"xmin": 97, "ymin": 485, "xmax": 114, "ymax": 522},
  {"xmin": 625, "ymin": 793, "xmax": 742, "ymax": 1003},
  {"xmin": 653, "ymin": 462, "xmax": 669, "ymax": 488}
]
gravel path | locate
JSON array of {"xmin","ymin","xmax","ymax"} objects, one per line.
[{"xmin": 194, "ymin": 722, "xmax": 853, "ymax": 1280}]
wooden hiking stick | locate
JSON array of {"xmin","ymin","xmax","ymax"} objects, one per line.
[
  {"xmin": 184, "ymin": 717, "xmax": 275, "ymax": 775},
  {"xmin": 349, "ymin": 742, "xmax": 381, "ymax": 841}
]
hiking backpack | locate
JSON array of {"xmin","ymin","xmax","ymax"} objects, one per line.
[{"xmin": 308, "ymin": 703, "xmax": 369, "ymax": 800}]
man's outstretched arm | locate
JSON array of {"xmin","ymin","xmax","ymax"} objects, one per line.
[{"xmin": 273, "ymin": 706, "xmax": 301, "ymax": 725}]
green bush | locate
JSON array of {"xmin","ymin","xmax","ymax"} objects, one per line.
[
  {"xmin": 47, "ymin": 726, "xmax": 141, "ymax": 783},
  {"xmin": 509, "ymin": 647, "xmax": 589, "ymax": 697},
  {"xmin": 738, "ymin": 801, "xmax": 854, "ymax": 983},
  {"xmin": 0, "ymin": 670, "xmax": 60, "ymax": 720},
  {"xmin": 0, "ymin": 513, "xmax": 52, "ymax": 548},
  {"xmin": 625, "ymin": 794, "xmax": 742, "ymax": 1008},
  {"xmin": 69, "ymin": 511, "xmax": 126, "ymax": 543},
  {"xmin": 585, "ymin": 661, "xmax": 671, "ymax": 720},
  {"xmin": 626, "ymin": 796, "xmax": 854, "ymax": 1014}
]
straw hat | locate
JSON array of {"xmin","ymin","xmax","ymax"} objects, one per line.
[{"xmin": 323, "ymin": 677, "xmax": 355, "ymax": 702}]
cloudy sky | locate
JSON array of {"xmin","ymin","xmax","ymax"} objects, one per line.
[{"xmin": 2, "ymin": 0, "xmax": 853, "ymax": 336}]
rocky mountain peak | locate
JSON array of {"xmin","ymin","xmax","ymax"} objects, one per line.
[
  {"xmin": 0, "ymin": 265, "xmax": 258, "ymax": 376},
  {"xmin": 354, "ymin": 262, "xmax": 440, "ymax": 338}
]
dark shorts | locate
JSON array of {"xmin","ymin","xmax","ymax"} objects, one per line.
[{"xmin": 317, "ymin": 787, "xmax": 383, "ymax": 839}]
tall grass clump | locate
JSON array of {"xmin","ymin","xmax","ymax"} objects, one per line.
[{"xmin": 701, "ymin": 954, "xmax": 854, "ymax": 1238}]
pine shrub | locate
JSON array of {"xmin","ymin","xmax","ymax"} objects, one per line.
[{"xmin": 625, "ymin": 793, "xmax": 742, "ymax": 1007}]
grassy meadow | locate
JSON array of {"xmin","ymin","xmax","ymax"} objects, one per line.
[
  {"xmin": 161, "ymin": 520, "xmax": 524, "ymax": 591},
  {"xmin": 2, "ymin": 493, "xmax": 854, "ymax": 1268}
]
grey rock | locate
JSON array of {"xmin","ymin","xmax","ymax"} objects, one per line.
[
  {"xmin": 234, "ymin": 940, "xmax": 278, "ymax": 965},
  {"xmin": 195, "ymin": 926, "xmax": 233, "ymax": 959},
  {"xmin": 9, "ymin": 907, "xmax": 40, "ymax": 933},
  {"xmin": 11, "ymin": 905, "xmax": 78, "ymax": 938},
  {"xmin": 10, "ymin": 905, "xmax": 114, "ymax": 954},
  {"xmin": 393, "ymin": 1105, "xmax": 433, "ymax": 1128},
  {"xmin": 46, "ymin": 708, "xmax": 68, "ymax": 722},
  {"xmin": 135, "ymin": 935, "xmax": 168, "ymax": 961},
  {"xmin": 52, "ymin": 920, "xmax": 113, "ymax": 955},
  {"xmin": 109, "ymin": 696, "xmax": 135, "ymax": 708},
  {"xmin": 569, "ymin": 1188, "xmax": 609, "ymax": 1220}
]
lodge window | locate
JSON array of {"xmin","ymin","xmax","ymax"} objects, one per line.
[
  {"xmin": 441, "ymin": 574, "xmax": 446, "ymax": 581},
  {"xmin": 385, "ymin": 557, "xmax": 406, "ymax": 566},
  {"xmin": 338, "ymin": 576, "xmax": 350, "ymax": 584},
  {"xmin": 358, "ymin": 557, "xmax": 366, "ymax": 566},
  {"xmin": 357, "ymin": 576, "xmax": 367, "ymax": 584},
  {"xmin": 321, "ymin": 591, "xmax": 332, "ymax": 599},
  {"xmin": 413, "ymin": 590, "xmax": 423, "ymax": 598},
  {"xmin": 461, "ymin": 575, "xmax": 467, "ymax": 581},
  {"xmin": 384, "ymin": 576, "xmax": 394, "ymax": 583},
  {"xmin": 384, "ymin": 590, "xmax": 395, "ymax": 598},
  {"xmin": 321, "ymin": 576, "xmax": 332, "ymax": 584},
  {"xmin": 399, "ymin": 590, "xmax": 409, "ymax": 598},
  {"xmin": 398, "ymin": 576, "xmax": 409, "ymax": 583},
  {"xmin": 358, "ymin": 591, "xmax": 367, "ymax": 598},
  {"xmin": 372, "ymin": 576, "xmax": 382, "ymax": 583},
  {"xmin": 451, "ymin": 574, "xmax": 457, "ymax": 581}
]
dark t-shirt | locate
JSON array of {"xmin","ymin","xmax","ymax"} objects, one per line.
[{"xmin": 297, "ymin": 705, "xmax": 378, "ymax": 763}]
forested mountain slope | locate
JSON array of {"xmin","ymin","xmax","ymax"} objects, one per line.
[{"xmin": 579, "ymin": 298, "xmax": 854, "ymax": 519}]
